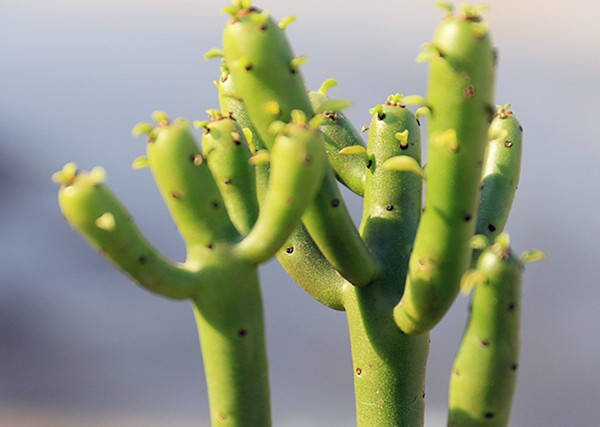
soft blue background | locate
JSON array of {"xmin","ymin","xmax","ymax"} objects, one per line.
[{"xmin": 2, "ymin": 0, "xmax": 598, "ymax": 425}]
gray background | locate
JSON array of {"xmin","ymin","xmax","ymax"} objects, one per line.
[{"xmin": 2, "ymin": 0, "xmax": 598, "ymax": 425}]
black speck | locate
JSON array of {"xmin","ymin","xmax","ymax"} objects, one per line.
[
  {"xmin": 488, "ymin": 224, "xmax": 496, "ymax": 232},
  {"xmin": 386, "ymin": 204, "xmax": 394, "ymax": 211},
  {"xmin": 484, "ymin": 412, "xmax": 494, "ymax": 419},
  {"xmin": 238, "ymin": 329, "xmax": 247, "ymax": 337},
  {"xmin": 366, "ymin": 159, "xmax": 372, "ymax": 168},
  {"xmin": 331, "ymin": 199, "xmax": 340, "ymax": 207},
  {"xmin": 138, "ymin": 255, "xmax": 147, "ymax": 264},
  {"xmin": 481, "ymin": 339, "xmax": 490, "ymax": 347},
  {"xmin": 464, "ymin": 214, "xmax": 472, "ymax": 222},
  {"xmin": 511, "ymin": 364, "xmax": 518, "ymax": 371},
  {"xmin": 285, "ymin": 246, "xmax": 294, "ymax": 254},
  {"xmin": 508, "ymin": 302, "xmax": 516, "ymax": 311},
  {"xmin": 377, "ymin": 112, "xmax": 386, "ymax": 120},
  {"xmin": 245, "ymin": 63, "xmax": 253, "ymax": 71},
  {"xmin": 212, "ymin": 201, "xmax": 220, "ymax": 209},
  {"xmin": 224, "ymin": 179, "xmax": 232, "ymax": 185}
]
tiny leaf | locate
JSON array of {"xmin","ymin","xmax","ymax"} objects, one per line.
[
  {"xmin": 382, "ymin": 156, "xmax": 425, "ymax": 178},
  {"xmin": 95, "ymin": 212, "xmax": 116, "ymax": 231}
]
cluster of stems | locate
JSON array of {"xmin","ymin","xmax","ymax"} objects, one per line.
[{"xmin": 54, "ymin": 1, "xmax": 544, "ymax": 426}]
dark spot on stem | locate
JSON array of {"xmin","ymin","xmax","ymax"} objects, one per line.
[
  {"xmin": 511, "ymin": 364, "xmax": 518, "ymax": 371},
  {"xmin": 493, "ymin": 48, "xmax": 498, "ymax": 66},
  {"xmin": 386, "ymin": 204, "xmax": 394, "ymax": 211},
  {"xmin": 481, "ymin": 339, "xmax": 490, "ymax": 347},
  {"xmin": 260, "ymin": 24, "xmax": 267, "ymax": 31},
  {"xmin": 366, "ymin": 159, "xmax": 372, "ymax": 168},
  {"xmin": 212, "ymin": 200, "xmax": 220, "ymax": 209},
  {"xmin": 286, "ymin": 196, "xmax": 295, "ymax": 204},
  {"xmin": 454, "ymin": 369, "xmax": 460, "ymax": 376},
  {"xmin": 170, "ymin": 191, "xmax": 180, "ymax": 199},
  {"xmin": 355, "ymin": 368, "xmax": 362, "ymax": 375},
  {"xmin": 331, "ymin": 199, "xmax": 340, "ymax": 207},
  {"xmin": 324, "ymin": 111, "xmax": 337, "ymax": 121},
  {"xmin": 485, "ymin": 412, "xmax": 494, "ymax": 419},
  {"xmin": 245, "ymin": 63, "xmax": 253, "ymax": 71},
  {"xmin": 508, "ymin": 302, "xmax": 516, "ymax": 311},
  {"xmin": 138, "ymin": 255, "xmax": 147, "ymax": 264},
  {"xmin": 203, "ymin": 127, "xmax": 210, "ymax": 135},
  {"xmin": 464, "ymin": 85, "xmax": 475, "ymax": 98},
  {"xmin": 238, "ymin": 329, "xmax": 247, "ymax": 337},
  {"xmin": 488, "ymin": 224, "xmax": 496, "ymax": 232},
  {"xmin": 285, "ymin": 246, "xmax": 294, "ymax": 254},
  {"xmin": 377, "ymin": 112, "xmax": 386, "ymax": 120},
  {"xmin": 519, "ymin": 125, "xmax": 523, "ymax": 132},
  {"xmin": 207, "ymin": 243, "xmax": 214, "ymax": 249},
  {"xmin": 416, "ymin": 119, "xmax": 421, "ymax": 126},
  {"xmin": 504, "ymin": 140, "xmax": 513, "ymax": 148},
  {"xmin": 422, "ymin": 392, "xmax": 426, "ymax": 399},
  {"xmin": 224, "ymin": 178, "xmax": 232, "ymax": 185},
  {"xmin": 304, "ymin": 154, "xmax": 312, "ymax": 164},
  {"xmin": 464, "ymin": 214, "xmax": 472, "ymax": 222},
  {"xmin": 218, "ymin": 413, "xmax": 227, "ymax": 420},
  {"xmin": 289, "ymin": 67, "xmax": 297, "ymax": 74}
]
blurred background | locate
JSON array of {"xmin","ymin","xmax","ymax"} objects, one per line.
[{"xmin": 1, "ymin": 0, "xmax": 598, "ymax": 425}]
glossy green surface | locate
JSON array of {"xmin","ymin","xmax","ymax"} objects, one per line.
[
  {"xmin": 395, "ymin": 14, "xmax": 496, "ymax": 335},
  {"xmin": 448, "ymin": 245, "xmax": 522, "ymax": 427}
]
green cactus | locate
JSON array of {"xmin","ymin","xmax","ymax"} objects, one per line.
[
  {"xmin": 448, "ymin": 235, "xmax": 544, "ymax": 426},
  {"xmin": 54, "ymin": 110, "xmax": 326, "ymax": 427},
  {"xmin": 55, "ymin": 1, "xmax": 544, "ymax": 426}
]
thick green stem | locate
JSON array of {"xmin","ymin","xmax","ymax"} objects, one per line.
[
  {"xmin": 192, "ymin": 267, "xmax": 271, "ymax": 427},
  {"xmin": 222, "ymin": 11, "xmax": 378, "ymax": 285},
  {"xmin": 344, "ymin": 284, "xmax": 429, "ymax": 427},
  {"xmin": 394, "ymin": 13, "xmax": 496, "ymax": 335},
  {"xmin": 447, "ymin": 243, "xmax": 522, "ymax": 427}
]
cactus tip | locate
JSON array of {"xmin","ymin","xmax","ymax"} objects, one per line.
[
  {"xmin": 459, "ymin": 3, "xmax": 487, "ymax": 21},
  {"xmin": 151, "ymin": 110, "xmax": 170, "ymax": 125},
  {"xmin": 205, "ymin": 109, "xmax": 223, "ymax": 121},
  {"xmin": 52, "ymin": 162, "xmax": 78, "ymax": 185}
]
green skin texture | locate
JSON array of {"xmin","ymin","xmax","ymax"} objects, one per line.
[
  {"xmin": 223, "ymin": 9, "xmax": 378, "ymax": 286},
  {"xmin": 474, "ymin": 113, "xmax": 522, "ymax": 252},
  {"xmin": 57, "ymin": 120, "xmax": 326, "ymax": 426},
  {"xmin": 219, "ymin": 73, "xmax": 430, "ymax": 425},
  {"xmin": 308, "ymin": 90, "xmax": 366, "ymax": 196},
  {"xmin": 394, "ymin": 15, "xmax": 496, "ymax": 335},
  {"xmin": 202, "ymin": 118, "xmax": 258, "ymax": 235},
  {"xmin": 447, "ymin": 245, "xmax": 522, "ymax": 427}
]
